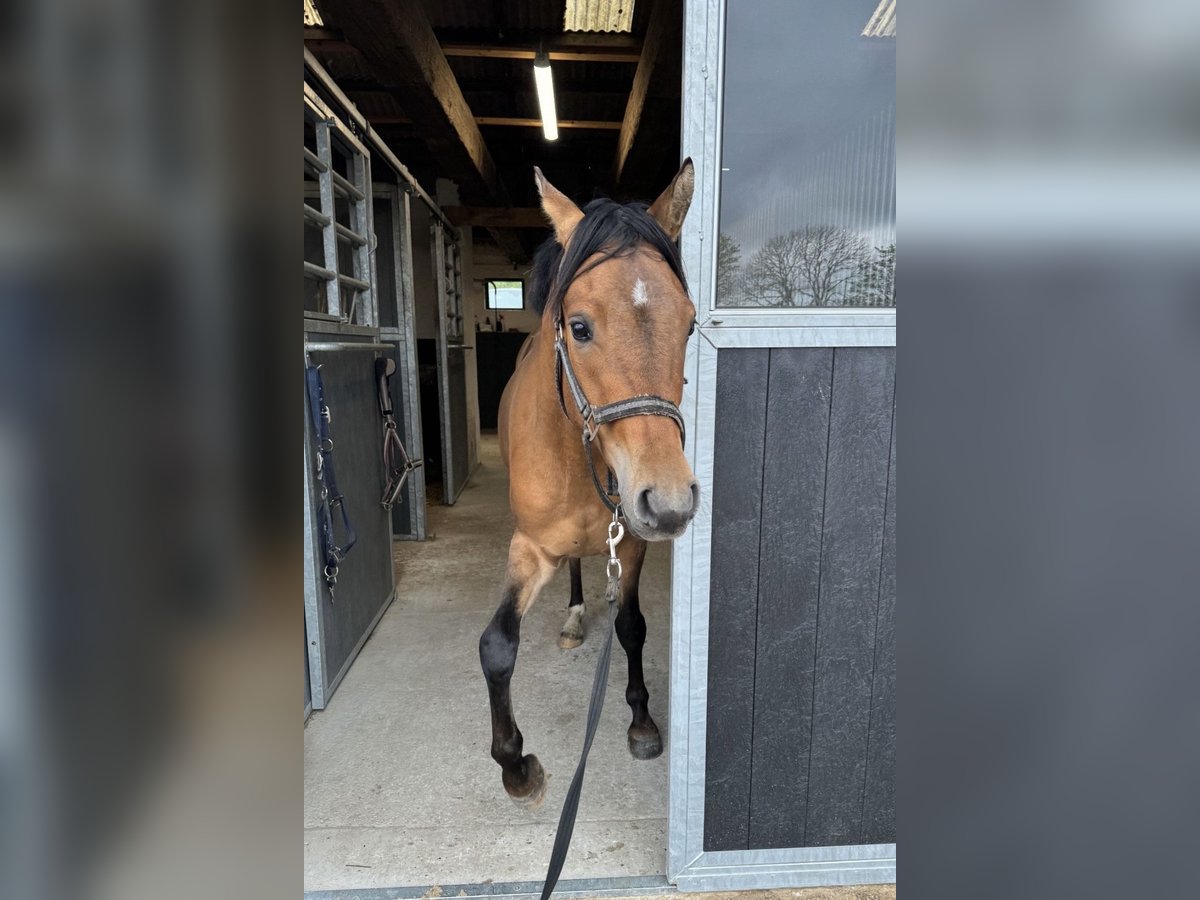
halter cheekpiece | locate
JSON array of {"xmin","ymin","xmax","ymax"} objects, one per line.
[{"xmin": 553, "ymin": 316, "xmax": 686, "ymax": 515}]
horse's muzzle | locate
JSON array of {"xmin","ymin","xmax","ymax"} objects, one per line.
[{"xmin": 627, "ymin": 479, "xmax": 701, "ymax": 540}]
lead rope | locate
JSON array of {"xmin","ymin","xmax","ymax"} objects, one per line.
[{"xmin": 538, "ymin": 509, "xmax": 624, "ymax": 900}]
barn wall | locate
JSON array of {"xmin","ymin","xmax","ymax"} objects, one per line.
[
  {"xmin": 468, "ymin": 242, "xmax": 543, "ymax": 335},
  {"xmin": 703, "ymin": 346, "xmax": 896, "ymax": 851}
]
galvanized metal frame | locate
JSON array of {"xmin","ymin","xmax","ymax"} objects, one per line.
[
  {"xmin": 304, "ymin": 84, "xmax": 378, "ymax": 327},
  {"xmin": 445, "ymin": 240, "xmax": 465, "ymax": 343},
  {"xmin": 303, "ymin": 75, "xmax": 396, "ymax": 711},
  {"xmin": 305, "ymin": 49, "xmax": 461, "ymax": 240},
  {"xmin": 301, "ymin": 333, "xmax": 399, "ymax": 712},
  {"xmin": 305, "ymin": 875, "xmax": 674, "ymax": 900},
  {"xmin": 375, "ymin": 182, "xmax": 428, "ymax": 540},
  {"xmin": 303, "ymin": 409, "xmax": 328, "ymax": 708},
  {"xmin": 667, "ymin": 0, "xmax": 895, "ymax": 889},
  {"xmin": 430, "ymin": 221, "xmax": 459, "ymax": 505}
]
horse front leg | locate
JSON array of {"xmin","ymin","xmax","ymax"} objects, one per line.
[
  {"xmin": 558, "ymin": 557, "xmax": 586, "ymax": 649},
  {"xmin": 613, "ymin": 537, "xmax": 662, "ymax": 760},
  {"xmin": 479, "ymin": 530, "xmax": 557, "ymax": 808}
]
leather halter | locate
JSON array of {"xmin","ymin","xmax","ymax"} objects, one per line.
[{"xmin": 553, "ymin": 317, "xmax": 686, "ymax": 514}]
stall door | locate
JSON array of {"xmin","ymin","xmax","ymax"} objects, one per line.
[
  {"xmin": 302, "ymin": 82, "xmax": 395, "ymax": 710},
  {"xmin": 668, "ymin": 0, "xmax": 896, "ymax": 889},
  {"xmin": 374, "ymin": 184, "xmax": 427, "ymax": 539}
]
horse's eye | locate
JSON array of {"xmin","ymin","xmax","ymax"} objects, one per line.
[
  {"xmin": 570, "ymin": 320, "xmax": 593, "ymax": 343},
  {"xmin": 687, "ymin": 320, "xmax": 696, "ymax": 337}
]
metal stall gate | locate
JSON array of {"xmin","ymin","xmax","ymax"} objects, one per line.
[
  {"xmin": 375, "ymin": 183, "xmax": 427, "ymax": 540},
  {"xmin": 668, "ymin": 0, "xmax": 896, "ymax": 889},
  {"xmin": 302, "ymin": 80, "xmax": 396, "ymax": 712},
  {"xmin": 431, "ymin": 222, "xmax": 474, "ymax": 505}
]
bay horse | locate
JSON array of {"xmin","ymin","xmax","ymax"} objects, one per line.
[{"xmin": 480, "ymin": 161, "xmax": 700, "ymax": 808}]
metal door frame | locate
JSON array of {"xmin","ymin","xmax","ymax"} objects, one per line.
[
  {"xmin": 375, "ymin": 182, "xmax": 428, "ymax": 539},
  {"xmin": 431, "ymin": 221, "xmax": 467, "ymax": 504},
  {"xmin": 303, "ymin": 82, "xmax": 387, "ymax": 711},
  {"xmin": 667, "ymin": 0, "xmax": 896, "ymax": 889}
]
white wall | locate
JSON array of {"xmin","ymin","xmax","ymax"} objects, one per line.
[{"xmin": 468, "ymin": 242, "xmax": 543, "ymax": 335}]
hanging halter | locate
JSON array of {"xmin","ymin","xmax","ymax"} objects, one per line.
[{"xmin": 553, "ymin": 314, "xmax": 686, "ymax": 514}]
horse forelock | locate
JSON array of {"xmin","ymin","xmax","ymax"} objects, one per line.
[{"xmin": 529, "ymin": 198, "xmax": 688, "ymax": 321}]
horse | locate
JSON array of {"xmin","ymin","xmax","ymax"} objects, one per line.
[{"xmin": 479, "ymin": 161, "xmax": 700, "ymax": 809}]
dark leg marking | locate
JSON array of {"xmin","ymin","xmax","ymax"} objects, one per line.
[
  {"xmin": 615, "ymin": 544, "xmax": 662, "ymax": 759},
  {"xmin": 479, "ymin": 588, "xmax": 547, "ymax": 807}
]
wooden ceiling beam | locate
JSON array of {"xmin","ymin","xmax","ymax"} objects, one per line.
[
  {"xmin": 476, "ymin": 116, "xmax": 621, "ymax": 131},
  {"xmin": 613, "ymin": 0, "xmax": 676, "ymax": 184},
  {"xmin": 614, "ymin": 0, "xmax": 672, "ymax": 183},
  {"xmin": 329, "ymin": 0, "xmax": 529, "ymax": 263},
  {"xmin": 442, "ymin": 43, "xmax": 641, "ymax": 64},
  {"xmin": 331, "ymin": 0, "xmax": 503, "ymax": 200},
  {"xmin": 361, "ymin": 114, "xmax": 620, "ymax": 132},
  {"xmin": 303, "ymin": 27, "xmax": 342, "ymax": 41}
]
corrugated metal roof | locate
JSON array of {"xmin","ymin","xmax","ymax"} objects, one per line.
[
  {"xmin": 564, "ymin": 0, "xmax": 636, "ymax": 33},
  {"xmin": 862, "ymin": 0, "xmax": 896, "ymax": 38}
]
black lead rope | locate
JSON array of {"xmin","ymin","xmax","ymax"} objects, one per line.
[
  {"xmin": 539, "ymin": 515, "xmax": 625, "ymax": 900},
  {"xmin": 538, "ymin": 312, "xmax": 685, "ymax": 898}
]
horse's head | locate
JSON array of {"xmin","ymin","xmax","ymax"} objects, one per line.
[{"xmin": 533, "ymin": 161, "xmax": 700, "ymax": 541}]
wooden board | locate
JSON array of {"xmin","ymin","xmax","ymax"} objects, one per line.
[
  {"xmin": 804, "ymin": 348, "xmax": 896, "ymax": 846},
  {"xmin": 703, "ymin": 347, "xmax": 896, "ymax": 851},
  {"xmin": 748, "ymin": 348, "xmax": 834, "ymax": 848},
  {"xmin": 704, "ymin": 348, "xmax": 769, "ymax": 850},
  {"xmin": 861, "ymin": 394, "xmax": 897, "ymax": 844}
]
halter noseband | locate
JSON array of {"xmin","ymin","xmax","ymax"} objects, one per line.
[{"xmin": 553, "ymin": 317, "xmax": 686, "ymax": 514}]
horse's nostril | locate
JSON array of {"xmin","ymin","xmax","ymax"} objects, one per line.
[{"xmin": 635, "ymin": 487, "xmax": 657, "ymax": 526}]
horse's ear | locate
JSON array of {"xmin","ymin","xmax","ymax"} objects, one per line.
[
  {"xmin": 648, "ymin": 158, "xmax": 695, "ymax": 241},
  {"xmin": 534, "ymin": 167, "xmax": 584, "ymax": 246}
]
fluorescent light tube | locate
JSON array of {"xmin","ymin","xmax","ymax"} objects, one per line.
[{"xmin": 533, "ymin": 50, "xmax": 559, "ymax": 141}]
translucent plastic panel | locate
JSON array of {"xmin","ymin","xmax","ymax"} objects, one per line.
[{"xmin": 717, "ymin": 0, "xmax": 895, "ymax": 308}]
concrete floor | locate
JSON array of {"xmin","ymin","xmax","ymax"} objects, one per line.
[{"xmin": 305, "ymin": 434, "xmax": 673, "ymax": 892}]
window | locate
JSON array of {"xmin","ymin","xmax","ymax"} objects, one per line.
[
  {"xmin": 486, "ymin": 279, "xmax": 524, "ymax": 310},
  {"xmin": 716, "ymin": 0, "xmax": 895, "ymax": 308}
]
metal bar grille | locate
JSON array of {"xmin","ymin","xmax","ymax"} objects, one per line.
[
  {"xmin": 304, "ymin": 88, "xmax": 378, "ymax": 326},
  {"xmin": 313, "ymin": 120, "xmax": 341, "ymax": 317},
  {"xmin": 304, "ymin": 203, "xmax": 331, "ymax": 226},
  {"xmin": 331, "ymin": 168, "xmax": 365, "ymax": 201},
  {"xmin": 335, "ymin": 222, "xmax": 367, "ymax": 246},
  {"xmin": 303, "ymin": 147, "xmax": 328, "ymax": 174},
  {"xmin": 304, "ymin": 261, "xmax": 335, "ymax": 281}
]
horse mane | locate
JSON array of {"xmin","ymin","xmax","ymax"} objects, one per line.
[{"xmin": 528, "ymin": 198, "xmax": 688, "ymax": 321}]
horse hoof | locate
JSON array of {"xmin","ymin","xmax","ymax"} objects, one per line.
[
  {"xmin": 559, "ymin": 606, "xmax": 585, "ymax": 649},
  {"xmin": 504, "ymin": 755, "xmax": 548, "ymax": 810},
  {"xmin": 558, "ymin": 631, "xmax": 583, "ymax": 650},
  {"xmin": 628, "ymin": 726, "xmax": 663, "ymax": 760}
]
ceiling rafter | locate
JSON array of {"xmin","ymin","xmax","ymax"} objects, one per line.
[
  {"xmin": 441, "ymin": 43, "xmax": 640, "ymax": 64},
  {"xmin": 325, "ymin": 0, "xmax": 528, "ymax": 263},
  {"xmin": 612, "ymin": 0, "xmax": 675, "ymax": 184}
]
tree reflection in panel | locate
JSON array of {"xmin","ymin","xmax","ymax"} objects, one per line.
[{"xmin": 717, "ymin": 0, "xmax": 896, "ymax": 308}]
